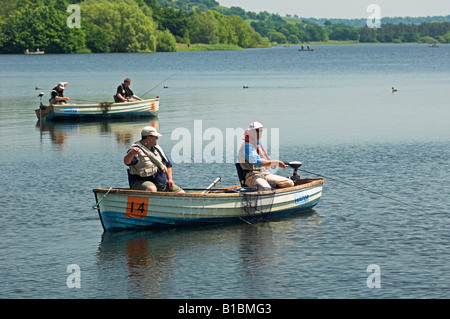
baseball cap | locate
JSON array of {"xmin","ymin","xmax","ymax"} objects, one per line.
[
  {"xmin": 141, "ymin": 126, "xmax": 162, "ymax": 137},
  {"xmin": 248, "ymin": 122, "xmax": 264, "ymax": 130}
]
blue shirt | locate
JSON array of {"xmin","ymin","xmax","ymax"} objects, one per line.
[{"xmin": 241, "ymin": 142, "xmax": 264, "ymax": 168}]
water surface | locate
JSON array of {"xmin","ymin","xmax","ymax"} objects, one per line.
[{"xmin": 0, "ymin": 44, "xmax": 449, "ymax": 299}]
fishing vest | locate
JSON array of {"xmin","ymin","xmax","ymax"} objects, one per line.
[
  {"xmin": 129, "ymin": 142, "xmax": 168, "ymax": 178},
  {"xmin": 120, "ymin": 84, "xmax": 132, "ymax": 97},
  {"xmin": 238, "ymin": 143, "xmax": 263, "ymax": 172},
  {"xmin": 50, "ymin": 87, "xmax": 65, "ymax": 104},
  {"xmin": 114, "ymin": 84, "xmax": 133, "ymax": 102}
]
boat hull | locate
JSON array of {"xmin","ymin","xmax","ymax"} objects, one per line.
[
  {"xmin": 93, "ymin": 179, "xmax": 324, "ymax": 231},
  {"xmin": 35, "ymin": 98, "xmax": 159, "ymax": 121}
]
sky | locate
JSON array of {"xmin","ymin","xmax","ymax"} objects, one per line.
[{"xmin": 217, "ymin": 0, "xmax": 450, "ymax": 19}]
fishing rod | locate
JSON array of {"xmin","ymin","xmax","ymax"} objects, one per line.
[
  {"xmin": 284, "ymin": 163, "xmax": 429, "ymax": 214},
  {"xmin": 141, "ymin": 72, "xmax": 177, "ymax": 98}
]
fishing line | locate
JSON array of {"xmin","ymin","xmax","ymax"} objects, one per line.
[
  {"xmin": 298, "ymin": 168, "xmax": 429, "ymax": 214},
  {"xmin": 141, "ymin": 72, "xmax": 177, "ymax": 98}
]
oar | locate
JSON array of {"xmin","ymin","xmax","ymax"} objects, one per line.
[{"xmin": 202, "ymin": 177, "xmax": 222, "ymax": 194}]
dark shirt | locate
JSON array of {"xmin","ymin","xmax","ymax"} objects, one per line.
[
  {"xmin": 51, "ymin": 87, "xmax": 64, "ymax": 99},
  {"xmin": 116, "ymin": 84, "xmax": 134, "ymax": 99},
  {"xmin": 128, "ymin": 147, "xmax": 173, "ymax": 190}
]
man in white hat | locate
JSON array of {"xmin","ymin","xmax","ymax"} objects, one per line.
[
  {"xmin": 50, "ymin": 82, "xmax": 70, "ymax": 105},
  {"xmin": 124, "ymin": 126, "xmax": 184, "ymax": 193},
  {"xmin": 237, "ymin": 122, "xmax": 294, "ymax": 190}
]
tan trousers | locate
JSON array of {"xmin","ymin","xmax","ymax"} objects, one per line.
[{"xmin": 245, "ymin": 171, "xmax": 294, "ymax": 190}]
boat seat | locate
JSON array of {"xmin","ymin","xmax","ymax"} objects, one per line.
[
  {"xmin": 235, "ymin": 163, "xmax": 247, "ymax": 187},
  {"xmin": 234, "ymin": 163, "xmax": 278, "ymax": 189}
]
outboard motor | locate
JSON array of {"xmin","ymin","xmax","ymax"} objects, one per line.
[
  {"xmin": 38, "ymin": 92, "xmax": 46, "ymax": 110},
  {"xmin": 284, "ymin": 161, "xmax": 302, "ymax": 182}
]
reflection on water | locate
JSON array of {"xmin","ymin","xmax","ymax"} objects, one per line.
[
  {"xmin": 36, "ymin": 118, "xmax": 160, "ymax": 148},
  {"xmin": 96, "ymin": 211, "xmax": 322, "ymax": 298}
]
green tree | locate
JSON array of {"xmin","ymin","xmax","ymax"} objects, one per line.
[
  {"xmin": 189, "ymin": 11, "xmax": 219, "ymax": 44},
  {"xmin": 1, "ymin": 2, "xmax": 85, "ymax": 54},
  {"xmin": 213, "ymin": 11, "xmax": 238, "ymax": 45},
  {"xmin": 152, "ymin": 5, "xmax": 190, "ymax": 38},
  {"xmin": 440, "ymin": 31, "xmax": 450, "ymax": 43},
  {"xmin": 287, "ymin": 34, "xmax": 300, "ymax": 44},
  {"xmin": 84, "ymin": 22, "xmax": 112, "ymax": 53},
  {"xmin": 81, "ymin": 0, "xmax": 157, "ymax": 53},
  {"xmin": 156, "ymin": 29, "xmax": 177, "ymax": 52},
  {"xmin": 268, "ymin": 31, "xmax": 287, "ymax": 44},
  {"xmin": 359, "ymin": 26, "xmax": 377, "ymax": 42},
  {"xmin": 329, "ymin": 24, "xmax": 359, "ymax": 41},
  {"xmin": 305, "ymin": 24, "xmax": 327, "ymax": 41}
]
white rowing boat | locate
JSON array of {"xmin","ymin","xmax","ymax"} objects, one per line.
[
  {"xmin": 93, "ymin": 178, "xmax": 324, "ymax": 231},
  {"xmin": 35, "ymin": 98, "xmax": 159, "ymax": 121}
]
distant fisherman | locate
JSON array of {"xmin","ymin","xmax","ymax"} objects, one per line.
[
  {"xmin": 115, "ymin": 77, "xmax": 142, "ymax": 102},
  {"xmin": 50, "ymin": 82, "xmax": 70, "ymax": 104}
]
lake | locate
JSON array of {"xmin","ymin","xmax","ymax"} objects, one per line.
[{"xmin": 0, "ymin": 44, "xmax": 449, "ymax": 299}]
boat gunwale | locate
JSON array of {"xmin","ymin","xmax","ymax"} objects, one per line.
[{"xmin": 93, "ymin": 178, "xmax": 324, "ymax": 198}]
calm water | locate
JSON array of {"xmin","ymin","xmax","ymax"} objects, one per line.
[{"xmin": 0, "ymin": 44, "xmax": 449, "ymax": 299}]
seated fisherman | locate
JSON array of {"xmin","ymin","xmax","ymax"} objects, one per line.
[
  {"xmin": 124, "ymin": 126, "xmax": 184, "ymax": 193},
  {"xmin": 50, "ymin": 82, "xmax": 70, "ymax": 104},
  {"xmin": 237, "ymin": 122, "xmax": 294, "ymax": 190},
  {"xmin": 115, "ymin": 77, "xmax": 142, "ymax": 102}
]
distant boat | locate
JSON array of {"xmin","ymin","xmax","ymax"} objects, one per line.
[
  {"xmin": 298, "ymin": 46, "xmax": 314, "ymax": 51},
  {"xmin": 35, "ymin": 98, "xmax": 160, "ymax": 121},
  {"xmin": 25, "ymin": 49, "xmax": 45, "ymax": 55}
]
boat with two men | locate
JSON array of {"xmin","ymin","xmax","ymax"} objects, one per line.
[
  {"xmin": 35, "ymin": 97, "xmax": 159, "ymax": 121},
  {"xmin": 93, "ymin": 162, "xmax": 324, "ymax": 231}
]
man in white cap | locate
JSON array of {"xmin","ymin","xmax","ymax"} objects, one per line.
[
  {"xmin": 50, "ymin": 82, "xmax": 70, "ymax": 104},
  {"xmin": 237, "ymin": 122, "xmax": 294, "ymax": 190},
  {"xmin": 124, "ymin": 126, "xmax": 184, "ymax": 193}
]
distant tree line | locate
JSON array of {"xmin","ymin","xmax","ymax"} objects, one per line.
[
  {"xmin": 298, "ymin": 15, "xmax": 450, "ymax": 27},
  {"xmin": 0, "ymin": 0, "xmax": 268, "ymax": 54},
  {"xmin": 1, "ymin": 0, "xmax": 449, "ymax": 54}
]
